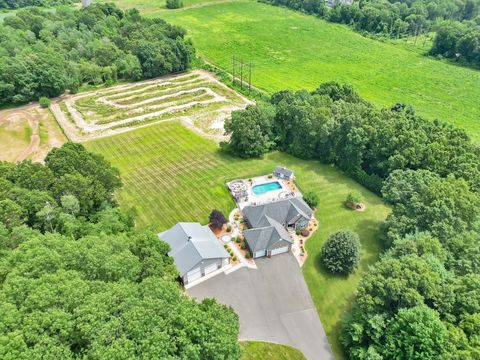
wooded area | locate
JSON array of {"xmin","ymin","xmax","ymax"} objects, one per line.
[
  {"xmin": 0, "ymin": 143, "xmax": 241, "ymax": 359},
  {"xmin": 0, "ymin": 3, "xmax": 193, "ymax": 106},
  {"xmin": 0, "ymin": 0, "xmax": 76, "ymax": 9}
]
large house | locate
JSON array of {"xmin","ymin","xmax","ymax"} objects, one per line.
[
  {"xmin": 243, "ymin": 197, "xmax": 313, "ymax": 258},
  {"xmin": 158, "ymin": 222, "xmax": 230, "ymax": 285}
]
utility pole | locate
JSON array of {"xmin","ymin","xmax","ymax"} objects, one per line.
[
  {"xmin": 240, "ymin": 59, "xmax": 243, "ymax": 89},
  {"xmin": 232, "ymin": 54, "xmax": 236, "ymax": 85},
  {"xmin": 248, "ymin": 62, "xmax": 252, "ymax": 93}
]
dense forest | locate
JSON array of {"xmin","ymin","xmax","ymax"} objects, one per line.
[
  {"xmin": 0, "ymin": 0, "xmax": 76, "ymax": 9},
  {"xmin": 260, "ymin": 0, "xmax": 480, "ymax": 68},
  {"xmin": 0, "ymin": 3, "xmax": 194, "ymax": 106},
  {"xmin": 224, "ymin": 83, "xmax": 480, "ymax": 358},
  {"xmin": 0, "ymin": 143, "xmax": 241, "ymax": 359}
]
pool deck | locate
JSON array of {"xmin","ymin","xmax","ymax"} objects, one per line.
[{"xmin": 228, "ymin": 175, "xmax": 303, "ymax": 210}]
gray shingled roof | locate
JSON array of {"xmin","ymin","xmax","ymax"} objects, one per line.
[
  {"xmin": 158, "ymin": 222, "xmax": 229, "ymax": 277},
  {"xmin": 244, "ymin": 216, "xmax": 292, "ymax": 252},
  {"xmin": 274, "ymin": 166, "xmax": 293, "ymax": 178},
  {"xmin": 243, "ymin": 197, "xmax": 313, "ymax": 229},
  {"xmin": 242, "ymin": 198, "xmax": 312, "ymax": 253}
]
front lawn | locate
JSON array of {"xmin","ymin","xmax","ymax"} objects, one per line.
[{"xmin": 86, "ymin": 121, "xmax": 390, "ymax": 358}]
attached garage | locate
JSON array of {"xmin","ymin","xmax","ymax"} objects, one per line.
[
  {"xmin": 269, "ymin": 245, "xmax": 290, "ymax": 256},
  {"xmin": 254, "ymin": 250, "xmax": 266, "ymax": 258},
  {"xmin": 203, "ymin": 261, "xmax": 219, "ymax": 276},
  {"xmin": 186, "ymin": 267, "xmax": 202, "ymax": 284}
]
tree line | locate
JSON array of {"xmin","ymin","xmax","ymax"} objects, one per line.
[
  {"xmin": 224, "ymin": 82, "xmax": 480, "ymax": 358},
  {"xmin": 0, "ymin": 0, "xmax": 76, "ymax": 9},
  {"xmin": 0, "ymin": 143, "xmax": 241, "ymax": 359},
  {"xmin": 0, "ymin": 3, "xmax": 194, "ymax": 106},
  {"xmin": 223, "ymin": 82, "xmax": 480, "ymax": 195},
  {"xmin": 259, "ymin": 0, "xmax": 480, "ymax": 68},
  {"xmin": 430, "ymin": 19, "xmax": 480, "ymax": 67}
]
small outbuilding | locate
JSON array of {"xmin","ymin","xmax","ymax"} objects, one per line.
[
  {"xmin": 158, "ymin": 222, "xmax": 230, "ymax": 285},
  {"xmin": 273, "ymin": 166, "xmax": 294, "ymax": 181}
]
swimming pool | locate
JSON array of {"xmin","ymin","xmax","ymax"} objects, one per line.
[{"xmin": 252, "ymin": 181, "xmax": 282, "ymax": 195}]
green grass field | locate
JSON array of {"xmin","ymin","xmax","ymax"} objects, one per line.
[
  {"xmin": 240, "ymin": 341, "xmax": 306, "ymax": 360},
  {"xmin": 151, "ymin": 0, "xmax": 480, "ymax": 141},
  {"xmin": 86, "ymin": 121, "xmax": 390, "ymax": 358}
]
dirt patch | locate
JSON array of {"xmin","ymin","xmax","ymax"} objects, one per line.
[{"xmin": 0, "ymin": 104, "xmax": 67, "ymax": 163}]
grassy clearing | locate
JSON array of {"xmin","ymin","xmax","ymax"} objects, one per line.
[
  {"xmin": 155, "ymin": 1, "xmax": 480, "ymax": 141},
  {"xmin": 240, "ymin": 341, "xmax": 306, "ymax": 360},
  {"xmin": 85, "ymin": 121, "xmax": 390, "ymax": 359}
]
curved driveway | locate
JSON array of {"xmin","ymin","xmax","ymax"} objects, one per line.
[{"xmin": 188, "ymin": 253, "xmax": 334, "ymax": 360}]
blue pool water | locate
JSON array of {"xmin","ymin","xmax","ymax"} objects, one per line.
[{"xmin": 252, "ymin": 181, "xmax": 282, "ymax": 195}]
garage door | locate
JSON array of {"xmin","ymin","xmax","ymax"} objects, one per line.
[
  {"xmin": 270, "ymin": 246, "xmax": 289, "ymax": 256},
  {"xmin": 186, "ymin": 267, "xmax": 202, "ymax": 283},
  {"xmin": 255, "ymin": 250, "xmax": 266, "ymax": 258},
  {"xmin": 204, "ymin": 262, "xmax": 219, "ymax": 276}
]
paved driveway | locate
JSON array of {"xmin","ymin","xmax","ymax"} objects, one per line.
[{"xmin": 188, "ymin": 253, "xmax": 334, "ymax": 360}]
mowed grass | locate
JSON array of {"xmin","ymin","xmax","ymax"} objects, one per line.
[
  {"xmin": 158, "ymin": 1, "xmax": 480, "ymax": 141},
  {"xmin": 240, "ymin": 341, "xmax": 306, "ymax": 360},
  {"xmin": 86, "ymin": 121, "xmax": 390, "ymax": 359}
]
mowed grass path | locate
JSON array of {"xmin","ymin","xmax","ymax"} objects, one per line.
[
  {"xmin": 159, "ymin": 1, "xmax": 480, "ymax": 141},
  {"xmin": 86, "ymin": 122, "xmax": 390, "ymax": 358}
]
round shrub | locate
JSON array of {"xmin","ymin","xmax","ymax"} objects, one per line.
[
  {"xmin": 301, "ymin": 229, "xmax": 310, "ymax": 237},
  {"xmin": 166, "ymin": 0, "xmax": 183, "ymax": 8},
  {"xmin": 295, "ymin": 229, "xmax": 301, "ymax": 235},
  {"xmin": 245, "ymin": 251, "xmax": 252, "ymax": 259},
  {"xmin": 232, "ymin": 256, "xmax": 238, "ymax": 262},
  {"xmin": 346, "ymin": 191, "xmax": 363, "ymax": 206},
  {"xmin": 320, "ymin": 230, "xmax": 361, "ymax": 275},
  {"xmin": 236, "ymin": 236, "xmax": 241, "ymax": 243},
  {"xmin": 241, "ymin": 242, "xmax": 246, "ymax": 250},
  {"xmin": 39, "ymin": 96, "xmax": 51, "ymax": 108},
  {"xmin": 226, "ymin": 225, "xmax": 232, "ymax": 232}
]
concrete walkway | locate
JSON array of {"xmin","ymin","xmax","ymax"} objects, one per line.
[{"xmin": 188, "ymin": 253, "xmax": 334, "ymax": 360}]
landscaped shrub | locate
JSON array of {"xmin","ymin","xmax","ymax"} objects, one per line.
[
  {"xmin": 320, "ymin": 230, "xmax": 361, "ymax": 275},
  {"xmin": 241, "ymin": 242, "xmax": 246, "ymax": 250},
  {"xmin": 346, "ymin": 192, "xmax": 363, "ymax": 206},
  {"xmin": 226, "ymin": 225, "xmax": 232, "ymax": 232},
  {"xmin": 301, "ymin": 229, "xmax": 310, "ymax": 237},
  {"xmin": 236, "ymin": 237, "xmax": 241, "ymax": 243},
  {"xmin": 295, "ymin": 229, "xmax": 301, "ymax": 235},
  {"xmin": 39, "ymin": 97, "xmax": 51, "ymax": 108},
  {"xmin": 245, "ymin": 251, "xmax": 252, "ymax": 258},
  {"xmin": 268, "ymin": 174, "xmax": 273, "ymax": 179},
  {"xmin": 304, "ymin": 191, "xmax": 319, "ymax": 209},
  {"xmin": 166, "ymin": 0, "xmax": 183, "ymax": 9},
  {"xmin": 232, "ymin": 256, "xmax": 238, "ymax": 262}
]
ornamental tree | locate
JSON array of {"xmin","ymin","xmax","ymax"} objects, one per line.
[
  {"xmin": 320, "ymin": 230, "xmax": 361, "ymax": 275},
  {"xmin": 209, "ymin": 209, "xmax": 227, "ymax": 230}
]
